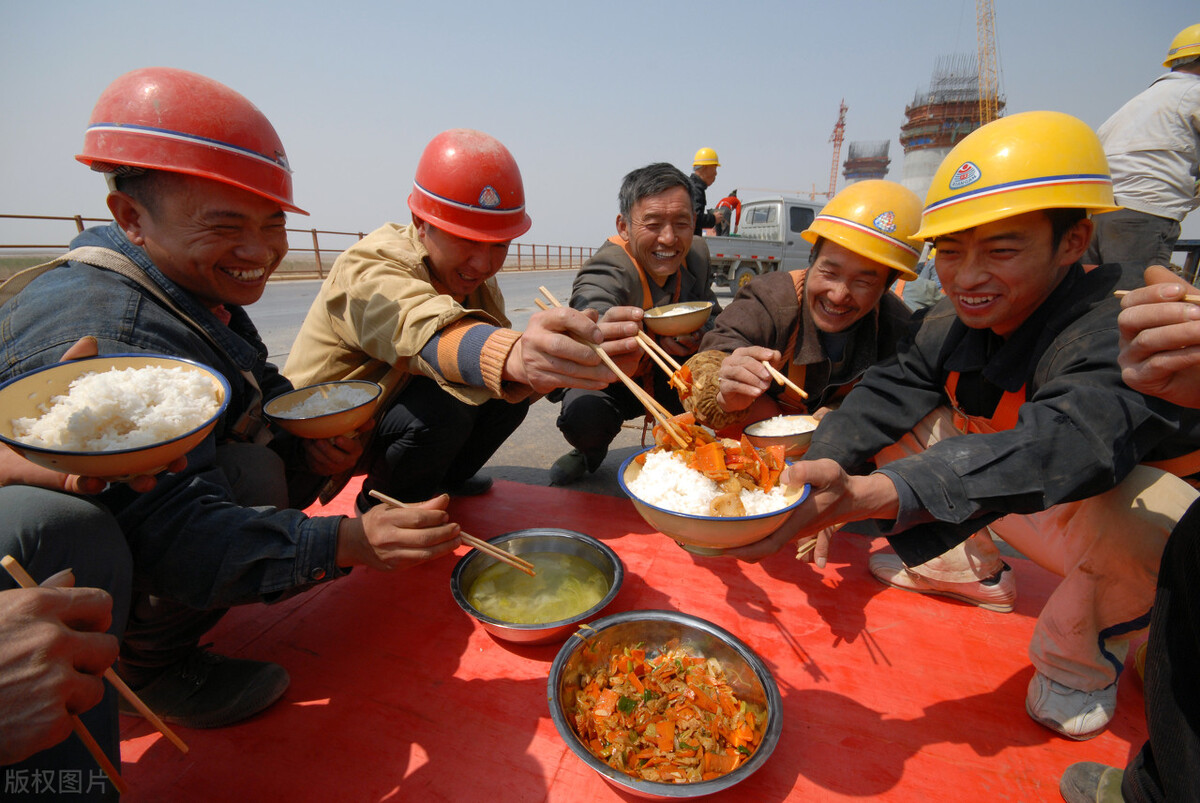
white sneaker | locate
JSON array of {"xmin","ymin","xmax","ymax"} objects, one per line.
[
  {"xmin": 868, "ymin": 552, "xmax": 1016, "ymax": 613},
  {"xmin": 1025, "ymin": 672, "xmax": 1116, "ymax": 740}
]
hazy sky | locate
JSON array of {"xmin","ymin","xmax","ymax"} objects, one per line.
[{"xmin": 2, "ymin": 0, "xmax": 1198, "ymax": 251}]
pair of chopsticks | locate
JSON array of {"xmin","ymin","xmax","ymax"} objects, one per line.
[
  {"xmin": 2, "ymin": 555, "xmax": 191, "ymax": 795},
  {"xmin": 366, "ymin": 490, "xmax": 536, "ymax": 576},
  {"xmin": 536, "ymin": 287, "xmax": 689, "ymax": 448},
  {"xmin": 1114, "ymin": 289, "xmax": 1200, "ymax": 304},
  {"xmin": 762, "ymin": 361, "xmax": 808, "ymax": 400}
]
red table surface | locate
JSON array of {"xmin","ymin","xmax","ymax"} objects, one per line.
[{"xmin": 118, "ymin": 479, "xmax": 1147, "ymax": 801}]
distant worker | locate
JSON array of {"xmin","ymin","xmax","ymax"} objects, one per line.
[
  {"xmin": 689, "ymin": 147, "xmax": 725, "ymax": 236},
  {"xmin": 715, "ymin": 189, "xmax": 742, "ymax": 235},
  {"xmin": 1084, "ymin": 23, "xmax": 1200, "ymax": 271},
  {"xmin": 682, "ymin": 180, "xmax": 920, "ymax": 433},
  {"xmin": 285, "ymin": 129, "xmax": 644, "ymax": 510},
  {"xmin": 901, "ymin": 247, "xmax": 945, "ymax": 311},
  {"xmin": 549, "ymin": 163, "xmax": 721, "ymax": 486}
]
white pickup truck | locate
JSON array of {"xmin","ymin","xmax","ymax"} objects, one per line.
[{"xmin": 703, "ymin": 195, "xmax": 825, "ymax": 291}]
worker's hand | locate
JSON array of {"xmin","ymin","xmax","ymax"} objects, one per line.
[
  {"xmin": 716, "ymin": 346, "xmax": 779, "ymax": 412},
  {"xmin": 504, "ymin": 307, "xmax": 619, "ymax": 394},
  {"xmin": 0, "ymin": 579, "xmax": 118, "ymax": 765},
  {"xmin": 721, "ymin": 458, "xmax": 899, "ymax": 563},
  {"xmin": 301, "ymin": 419, "xmax": 371, "ymax": 477},
  {"xmin": 1118, "ymin": 264, "xmax": 1200, "ymax": 409},
  {"xmin": 336, "ymin": 494, "xmax": 461, "ymax": 571},
  {"xmin": 0, "ymin": 337, "xmax": 186, "ymax": 495},
  {"xmin": 596, "ymin": 306, "xmax": 645, "ymax": 378},
  {"xmin": 660, "ymin": 331, "xmax": 703, "ymax": 357}
]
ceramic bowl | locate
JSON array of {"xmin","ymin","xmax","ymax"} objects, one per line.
[
  {"xmin": 742, "ymin": 414, "xmax": 819, "ymax": 459},
  {"xmin": 643, "ymin": 302, "xmax": 714, "ymax": 337},
  {"xmin": 264, "ymin": 380, "xmax": 382, "ymax": 439}
]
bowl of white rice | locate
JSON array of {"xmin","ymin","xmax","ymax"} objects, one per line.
[
  {"xmin": 643, "ymin": 301, "xmax": 714, "ymax": 337},
  {"xmin": 0, "ymin": 353, "xmax": 230, "ymax": 478},
  {"xmin": 743, "ymin": 414, "xmax": 819, "ymax": 459},
  {"xmin": 618, "ymin": 448, "xmax": 809, "ymax": 555},
  {"xmin": 264, "ymin": 380, "xmax": 382, "ymax": 440}
]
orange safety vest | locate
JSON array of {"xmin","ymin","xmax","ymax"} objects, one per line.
[
  {"xmin": 608, "ymin": 235, "xmax": 683, "ymax": 392},
  {"xmin": 775, "ymin": 270, "xmax": 810, "ymax": 414}
]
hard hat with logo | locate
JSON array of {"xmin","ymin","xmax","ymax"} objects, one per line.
[
  {"xmin": 1164, "ymin": 23, "xmax": 1200, "ymax": 68},
  {"xmin": 76, "ymin": 67, "xmax": 306, "ymax": 214},
  {"xmin": 913, "ymin": 111, "xmax": 1119, "ymax": 241},
  {"xmin": 692, "ymin": 147, "xmax": 720, "ymax": 167},
  {"xmin": 801, "ymin": 180, "xmax": 924, "ymax": 279},
  {"xmin": 407, "ymin": 129, "xmax": 531, "ymax": 243}
]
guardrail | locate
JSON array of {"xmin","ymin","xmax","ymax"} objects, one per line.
[{"xmin": 0, "ymin": 213, "xmax": 595, "ymax": 278}]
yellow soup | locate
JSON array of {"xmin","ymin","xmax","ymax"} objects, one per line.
[{"xmin": 467, "ymin": 552, "xmax": 609, "ymax": 624}]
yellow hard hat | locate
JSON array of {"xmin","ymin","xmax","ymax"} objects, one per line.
[
  {"xmin": 913, "ymin": 111, "xmax": 1120, "ymax": 241},
  {"xmin": 1164, "ymin": 23, "xmax": 1200, "ymax": 67},
  {"xmin": 693, "ymin": 147, "xmax": 720, "ymax": 167},
  {"xmin": 801, "ymin": 180, "xmax": 924, "ymax": 279}
]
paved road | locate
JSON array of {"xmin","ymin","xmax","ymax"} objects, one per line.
[{"xmin": 257, "ymin": 271, "xmax": 734, "ymax": 497}]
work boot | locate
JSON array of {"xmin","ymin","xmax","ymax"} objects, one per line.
[
  {"xmin": 439, "ymin": 474, "xmax": 494, "ymax": 497},
  {"xmin": 1026, "ymin": 672, "xmax": 1117, "ymax": 740},
  {"xmin": 549, "ymin": 449, "xmax": 589, "ymax": 486},
  {"xmin": 868, "ymin": 552, "xmax": 1016, "ymax": 613},
  {"xmin": 1059, "ymin": 761, "xmax": 1125, "ymax": 802},
  {"xmin": 119, "ymin": 646, "xmax": 290, "ymax": 729}
]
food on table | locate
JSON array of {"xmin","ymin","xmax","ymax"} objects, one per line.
[
  {"xmin": 628, "ymin": 413, "xmax": 789, "ymax": 517},
  {"xmin": 274, "ymin": 384, "xmax": 375, "ymax": 418},
  {"xmin": 467, "ymin": 552, "xmax": 609, "ymax": 624},
  {"xmin": 569, "ymin": 646, "xmax": 767, "ymax": 783},
  {"xmin": 12, "ymin": 366, "xmax": 221, "ymax": 451},
  {"xmin": 746, "ymin": 414, "xmax": 818, "ymax": 437}
]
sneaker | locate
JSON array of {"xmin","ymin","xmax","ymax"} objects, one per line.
[
  {"xmin": 1026, "ymin": 672, "xmax": 1116, "ymax": 740},
  {"xmin": 1059, "ymin": 761, "xmax": 1126, "ymax": 802},
  {"xmin": 439, "ymin": 474, "xmax": 494, "ymax": 497},
  {"xmin": 868, "ymin": 551, "xmax": 1016, "ymax": 613},
  {"xmin": 549, "ymin": 449, "xmax": 589, "ymax": 486},
  {"xmin": 119, "ymin": 646, "xmax": 290, "ymax": 729}
]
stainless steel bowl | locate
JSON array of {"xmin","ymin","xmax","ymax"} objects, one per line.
[
  {"xmin": 548, "ymin": 610, "xmax": 783, "ymax": 799},
  {"xmin": 450, "ymin": 528, "xmax": 623, "ymax": 645}
]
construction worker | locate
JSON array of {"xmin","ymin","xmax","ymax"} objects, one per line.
[
  {"xmin": 0, "ymin": 67, "xmax": 474, "ymax": 787},
  {"xmin": 549, "ymin": 162, "xmax": 721, "ymax": 486},
  {"xmin": 726, "ymin": 111, "xmax": 1200, "ymax": 741},
  {"xmin": 714, "ymin": 189, "xmax": 741, "ymax": 235},
  {"xmin": 1060, "ymin": 263, "xmax": 1200, "ymax": 803},
  {"xmin": 284, "ymin": 129, "xmax": 643, "ymax": 510},
  {"xmin": 682, "ymin": 179, "xmax": 920, "ymax": 433},
  {"xmin": 1084, "ymin": 23, "xmax": 1200, "ymax": 271},
  {"xmin": 689, "ymin": 147, "xmax": 725, "ymax": 235}
]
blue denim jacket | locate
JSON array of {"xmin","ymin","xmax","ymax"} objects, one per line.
[{"xmin": 0, "ymin": 223, "xmax": 345, "ymax": 607}]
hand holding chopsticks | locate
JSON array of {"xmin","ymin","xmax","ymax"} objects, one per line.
[
  {"xmin": 367, "ymin": 490, "xmax": 536, "ymax": 576},
  {"xmin": 762, "ymin": 360, "xmax": 808, "ymax": 399}
]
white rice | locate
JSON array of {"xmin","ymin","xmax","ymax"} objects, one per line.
[
  {"xmin": 627, "ymin": 450, "xmax": 789, "ymax": 517},
  {"xmin": 653, "ymin": 303, "xmax": 708, "ymax": 318},
  {"xmin": 276, "ymin": 384, "xmax": 374, "ymax": 418},
  {"xmin": 13, "ymin": 366, "xmax": 221, "ymax": 451},
  {"xmin": 748, "ymin": 414, "xmax": 817, "ymax": 437}
]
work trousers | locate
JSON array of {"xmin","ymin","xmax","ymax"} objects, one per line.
[
  {"xmin": 357, "ymin": 374, "xmax": 529, "ymax": 507},
  {"xmin": 1122, "ymin": 498, "xmax": 1200, "ymax": 803},
  {"xmin": 556, "ymin": 369, "xmax": 684, "ymax": 470},
  {"xmin": 1, "ymin": 486, "xmax": 131, "ymax": 802},
  {"xmin": 875, "ymin": 407, "xmax": 1197, "ymax": 691}
]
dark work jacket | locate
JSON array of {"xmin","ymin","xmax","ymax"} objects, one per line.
[
  {"xmin": 689, "ymin": 172, "xmax": 718, "ymax": 234},
  {"xmin": 805, "ymin": 262, "xmax": 1200, "ymax": 566}
]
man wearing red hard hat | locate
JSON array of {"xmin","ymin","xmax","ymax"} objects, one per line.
[
  {"xmin": 285, "ymin": 128, "xmax": 643, "ymax": 512},
  {"xmin": 0, "ymin": 68, "xmax": 470, "ymax": 788}
]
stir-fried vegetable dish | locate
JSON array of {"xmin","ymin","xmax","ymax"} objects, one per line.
[{"xmin": 569, "ymin": 645, "xmax": 766, "ymax": 783}]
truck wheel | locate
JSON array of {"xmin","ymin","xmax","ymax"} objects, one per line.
[{"xmin": 734, "ymin": 266, "xmax": 756, "ymax": 292}]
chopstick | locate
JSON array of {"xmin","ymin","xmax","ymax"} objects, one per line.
[
  {"xmin": 762, "ymin": 361, "xmax": 809, "ymax": 400},
  {"xmin": 537, "ymin": 286, "xmax": 689, "ymax": 449},
  {"xmin": 366, "ymin": 490, "xmax": 536, "ymax": 576},
  {"xmin": 1114, "ymin": 289, "xmax": 1200, "ymax": 304},
  {"xmin": 0, "ymin": 555, "xmax": 189, "ymax": 757},
  {"xmin": 794, "ymin": 538, "xmax": 819, "ymax": 560}
]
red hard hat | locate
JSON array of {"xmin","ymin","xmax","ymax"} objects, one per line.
[
  {"xmin": 76, "ymin": 67, "xmax": 306, "ymax": 215},
  {"xmin": 407, "ymin": 129, "xmax": 531, "ymax": 242}
]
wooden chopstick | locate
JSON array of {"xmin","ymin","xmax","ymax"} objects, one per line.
[
  {"xmin": 1114, "ymin": 289, "xmax": 1200, "ymax": 304},
  {"xmin": 0, "ymin": 555, "xmax": 189, "ymax": 759},
  {"xmin": 366, "ymin": 490, "xmax": 536, "ymax": 576},
  {"xmin": 762, "ymin": 361, "xmax": 809, "ymax": 399},
  {"xmin": 636, "ymin": 331, "xmax": 682, "ymax": 372},
  {"xmin": 537, "ymin": 287, "xmax": 689, "ymax": 449},
  {"xmin": 794, "ymin": 538, "xmax": 819, "ymax": 560}
]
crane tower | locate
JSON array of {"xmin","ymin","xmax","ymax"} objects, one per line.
[
  {"xmin": 977, "ymin": 0, "xmax": 1001, "ymax": 124},
  {"xmin": 827, "ymin": 99, "xmax": 848, "ymax": 199}
]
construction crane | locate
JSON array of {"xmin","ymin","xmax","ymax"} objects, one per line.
[
  {"xmin": 977, "ymin": 0, "xmax": 1001, "ymax": 124},
  {"xmin": 827, "ymin": 99, "xmax": 848, "ymax": 199}
]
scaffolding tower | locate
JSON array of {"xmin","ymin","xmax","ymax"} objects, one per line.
[{"xmin": 843, "ymin": 140, "xmax": 891, "ymax": 183}]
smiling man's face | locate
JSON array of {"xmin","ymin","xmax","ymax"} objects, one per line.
[{"xmin": 617, "ymin": 186, "xmax": 695, "ymax": 282}]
